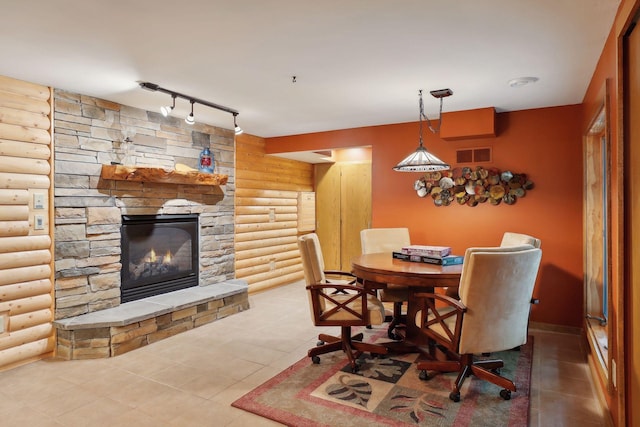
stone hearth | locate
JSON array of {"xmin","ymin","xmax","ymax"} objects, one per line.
[{"xmin": 55, "ymin": 280, "xmax": 248, "ymax": 359}]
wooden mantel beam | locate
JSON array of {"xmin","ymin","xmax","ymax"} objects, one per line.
[{"xmin": 100, "ymin": 165, "xmax": 228, "ymax": 186}]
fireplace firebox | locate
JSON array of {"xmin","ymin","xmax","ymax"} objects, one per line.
[{"xmin": 121, "ymin": 214, "xmax": 199, "ymax": 303}]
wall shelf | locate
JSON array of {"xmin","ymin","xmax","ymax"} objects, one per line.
[{"xmin": 100, "ymin": 165, "xmax": 228, "ymax": 186}]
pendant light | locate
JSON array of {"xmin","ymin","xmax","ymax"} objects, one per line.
[{"xmin": 393, "ymin": 89, "xmax": 452, "ymax": 172}]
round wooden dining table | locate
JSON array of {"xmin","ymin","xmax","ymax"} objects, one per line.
[{"xmin": 351, "ymin": 252, "xmax": 463, "ymax": 352}]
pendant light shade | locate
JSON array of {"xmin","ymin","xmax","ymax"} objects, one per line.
[
  {"xmin": 393, "ymin": 145, "xmax": 450, "ymax": 172},
  {"xmin": 393, "ymin": 89, "xmax": 452, "ymax": 172}
]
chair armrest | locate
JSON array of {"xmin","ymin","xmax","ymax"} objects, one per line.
[
  {"xmin": 306, "ymin": 283, "xmax": 358, "ymax": 291},
  {"xmin": 413, "ymin": 292, "xmax": 467, "ymax": 312},
  {"xmin": 306, "ymin": 283, "xmax": 374, "ymax": 295},
  {"xmin": 413, "ymin": 292, "xmax": 466, "ymax": 350},
  {"xmin": 306, "ymin": 282, "xmax": 377, "ymax": 324},
  {"xmin": 324, "ymin": 270, "xmax": 355, "ymax": 277},
  {"xmin": 324, "ymin": 270, "xmax": 357, "ymax": 285}
]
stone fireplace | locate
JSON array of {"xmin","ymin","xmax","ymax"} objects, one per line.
[{"xmin": 52, "ymin": 90, "xmax": 248, "ymax": 359}]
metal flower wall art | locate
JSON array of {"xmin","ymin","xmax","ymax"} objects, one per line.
[{"xmin": 413, "ymin": 166, "xmax": 534, "ymax": 207}]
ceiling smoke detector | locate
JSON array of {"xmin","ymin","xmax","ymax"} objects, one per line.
[{"xmin": 508, "ymin": 77, "xmax": 539, "ymax": 88}]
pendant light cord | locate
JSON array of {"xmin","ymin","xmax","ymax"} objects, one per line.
[{"xmin": 419, "ymin": 89, "xmax": 443, "ymax": 138}]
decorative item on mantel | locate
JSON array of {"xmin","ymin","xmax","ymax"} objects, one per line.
[
  {"xmin": 198, "ymin": 147, "xmax": 214, "ymax": 173},
  {"xmin": 413, "ymin": 166, "xmax": 534, "ymax": 207}
]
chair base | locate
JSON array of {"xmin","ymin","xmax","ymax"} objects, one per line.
[
  {"xmin": 417, "ymin": 353, "xmax": 516, "ymax": 401},
  {"xmin": 308, "ymin": 326, "xmax": 388, "ymax": 372},
  {"xmin": 385, "ymin": 301, "xmax": 406, "ymax": 340}
]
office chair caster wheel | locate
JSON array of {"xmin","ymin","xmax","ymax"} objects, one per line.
[
  {"xmin": 388, "ymin": 330, "xmax": 402, "ymax": 340},
  {"xmin": 419, "ymin": 370, "xmax": 431, "ymax": 381},
  {"xmin": 449, "ymin": 391, "xmax": 460, "ymax": 402},
  {"xmin": 500, "ymin": 389, "xmax": 511, "ymax": 400},
  {"xmin": 311, "ymin": 356, "xmax": 320, "ymax": 364}
]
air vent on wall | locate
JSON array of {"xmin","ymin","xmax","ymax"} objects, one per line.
[{"xmin": 456, "ymin": 147, "xmax": 492, "ymax": 164}]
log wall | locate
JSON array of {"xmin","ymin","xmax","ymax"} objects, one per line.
[
  {"xmin": 235, "ymin": 133, "xmax": 313, "ymax": 292},
  {"xmin": 0, "ymin": 75, "xmax": 54, "ymax": 370}
]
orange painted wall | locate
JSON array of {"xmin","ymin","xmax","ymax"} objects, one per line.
[{"xmin": 266, "ymin": 104, "xmax": 584, "ymax": 327}]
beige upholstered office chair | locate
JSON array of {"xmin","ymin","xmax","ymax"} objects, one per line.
[
  {"xmin": 445, "ymin": 232, "xmax": 541, "ymax": 299},
  {"xmin": 360, "ymin": 228, "xmax": 411, "ymax": 340},
  {"xmin": 501, "ymin": 231, "xmax": 541, "ymax": 249},
  {"xmin": 298, "ymin": 233, "xmax": 388, "ymax": 372},
  {"xmin": 414, "ymin": 244, "xmax": 542, "ymax": 402}
]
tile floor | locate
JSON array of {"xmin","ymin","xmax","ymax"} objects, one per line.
[{"xmin": 0, "ymin": 281, "xmax": 607, "ymax": 426}]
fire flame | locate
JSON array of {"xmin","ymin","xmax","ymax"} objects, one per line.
[{"xmin": 147, "ymin": 248, "xmax": 173, "ymax": 264}]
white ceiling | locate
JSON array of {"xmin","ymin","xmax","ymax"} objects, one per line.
[{"xmin": 0, "ymin": 0, "xmax": 621, "ymax": 138}]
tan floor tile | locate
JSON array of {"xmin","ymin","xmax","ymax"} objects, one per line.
[
  {"xmin": 226, "ymin": 409, "xmax": 285, "ymax": 426},
  {"xmin": 538, "ymin": 390, "xmax": 606, "ymax": 426},
  {"xmin": 36, "ymin": 385, "xmax": 102, "ymax": 418},
  {"xmin": 136, "ymin": 385, "xmax": 209, "ymax": 422},
  {"xmin": 110, "ymin": 408, "xmax": 170, "ymax": 427},
  {"xmin": 174, "ymin": 368, "xmax": 238, "ymax": 400},
  {"xmin": 0, "ymin": 405, "xmax": 64, "ymax": 427},
  {"xmin": 105, "ymin": 376, "xmax": 180, "ymax": 408},
  {"xmin": 143, "ymin": 362, "xmax": 208, "ymax": 388},
  {"xmin": 54, "ymin": 397, "xmax": 132, "ymax": 427},
  {"xmin": 167, "ymin": 400, "xmax": 244, "ymax": 426}
]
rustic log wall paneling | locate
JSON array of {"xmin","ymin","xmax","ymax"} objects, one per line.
[
  {"xmin": 235, "ymin": 133, "xmax": 313, "ymax": 293},
  {"xmin": 0, "ymin": 75, "xmax": 54, "ymax": 370}
]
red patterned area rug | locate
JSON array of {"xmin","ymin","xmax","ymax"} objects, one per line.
[{"xmin": 232, "ymin": 334, "xmax": 533, "ymax": 427}]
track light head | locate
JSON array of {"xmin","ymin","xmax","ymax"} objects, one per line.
[
  {"xmin": 185, "ymin": 101, "xmax": 195, "ymax": 125},
  {"xmin": 233, "ymin": 114, "xmax": 243, "ymax": 135},
  {"xmin": 161, "ymin": 95, "xmax": 176, "ymax": 117}
]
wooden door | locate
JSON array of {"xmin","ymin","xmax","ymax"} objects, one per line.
[
  {"xmin": 315, "ymin": 162, "xmax": 371, "ymax": 271},
  {"xmin": 315, "ymin": 163, "xmax": 341, "ymax": 269},
  {"xmin": 625, "ymin": 19, "xmax": 640, "ymax": 427},
  {"xmin": 340, "ymin": 163, "xmax": 372, "ymax": 270}
]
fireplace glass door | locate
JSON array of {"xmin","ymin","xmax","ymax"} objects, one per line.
[{"xmin": 121, "ymin": 214, "xmax": 199, "ymax": 302}]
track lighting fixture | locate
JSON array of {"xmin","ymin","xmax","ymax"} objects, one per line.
[
  {"xmin": 160, "ymin": 94, "xmax": 176, "ymax": 117},
  {"xmin": 185, "ymin": 101, "xmax": 195, "ymax": 125},
  {"xmin": 234, "ymin": 114, "xmax": 243, "ymax": 135},
  {"xmin": 393, "ymin": 89, "xmax": 452, "ymax": 172},
  {"xmin": 139, "ymin": 81, "xmax": 240, "ymax": 131}
]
